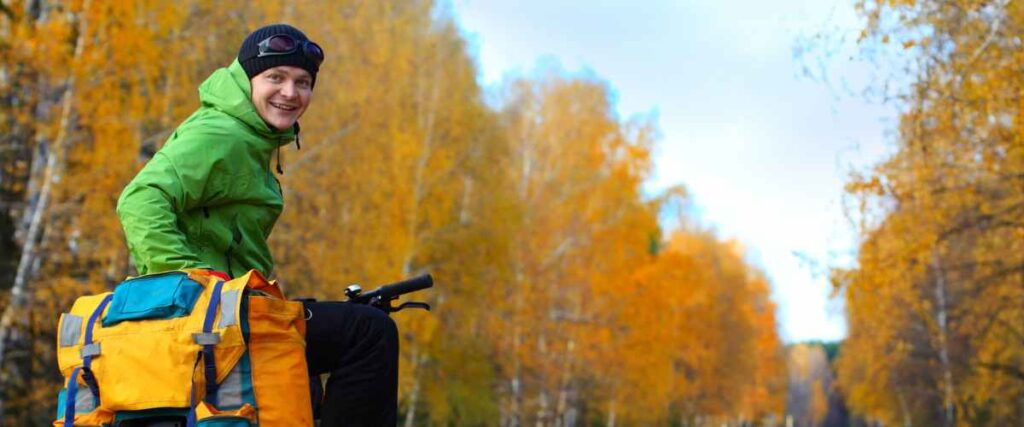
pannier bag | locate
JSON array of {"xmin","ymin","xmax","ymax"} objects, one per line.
[{"xmin": 53, "ymin": 269, "xmax": 313, "ymax": 426}]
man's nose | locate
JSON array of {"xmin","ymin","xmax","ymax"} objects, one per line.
[{"xmin": 280, "ymin": 81, "xmax": 297, "ymax": 98}]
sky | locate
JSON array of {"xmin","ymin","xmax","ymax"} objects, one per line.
[{"xmin": 451, "ymin": 0, "xmax": 902, "ymax": 343}]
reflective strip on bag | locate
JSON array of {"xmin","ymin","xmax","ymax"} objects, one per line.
[
  {"xmin": 74, "ymin": 384, "xmax": 97, "ymax": 414},
  {"xmin": 216, "ymin": 363, "xmax": 245, "ymax": 409},
  {"xmin": 218, "ymin": 290, "xmax": 240, "ymax": 328},
  {"xmin": 59, "ymin": 314, "xmax": 84, "ymax": 347}
]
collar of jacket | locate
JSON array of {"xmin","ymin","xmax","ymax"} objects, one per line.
[{"xmin": 198, "ymin": 59, "xmax": 297, "ymax": 146}]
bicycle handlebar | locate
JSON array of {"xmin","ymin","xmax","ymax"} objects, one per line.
[
  {"xmin": 345, "ymin": 274, "xmax": 434, "ymax": 313},
  {"xmin": 375, "ymin": 274, "xmax": 433, "ymax": 299}
]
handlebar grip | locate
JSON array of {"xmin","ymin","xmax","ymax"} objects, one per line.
[{"xmin": 380, "ymin": 274, "xmax": 433, "ymax": 297}]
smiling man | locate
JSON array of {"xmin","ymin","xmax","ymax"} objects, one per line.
[
  {"xmin": 116, "ymin": 24, "xmax": 399, "ymax": 426},
  {"xmin": 116, "ymin": 24, "xmax": 325, "ymax": 278}
]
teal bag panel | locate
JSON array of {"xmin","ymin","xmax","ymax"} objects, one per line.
[
  {"xmin": 103, "ymin": 271, "xmax": 203, "ymax": 327},
  {"xmin": 196, "ymin": 417, "xmax": 252, "ymax": 426},
  {"xmin": 54, "ymin": 388, "xmax": 67, "ymax": 420},
  {"xmin": 112, "ymin": 408, "xmax": 188, "ymax": 426}
]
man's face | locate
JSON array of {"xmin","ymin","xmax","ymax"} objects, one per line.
[{"xmin": 250, "ymin": 65, "xmax": 313, "ymax": 131}]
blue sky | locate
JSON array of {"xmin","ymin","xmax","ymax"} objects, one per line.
[{"xmin": 451, "ymin": 0, "xmax": 901, "ymax": 342}]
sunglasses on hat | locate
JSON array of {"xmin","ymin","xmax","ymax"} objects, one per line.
[{"xmin": 250, "ymin": 34, "xmax": 324, "ymax": 66}]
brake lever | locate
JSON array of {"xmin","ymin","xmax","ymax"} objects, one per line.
[{"xmin": 393, "ymin": 301, "xmax": 431, "ymax": 312}]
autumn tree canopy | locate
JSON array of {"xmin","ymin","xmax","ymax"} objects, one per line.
[
  {"xmin": 837, "ymin": 0, "xmax": 1024, "ymax": 426},
  {"xmin": 0, "ymin": 1, "xmax": 786, "ymax": 425}
]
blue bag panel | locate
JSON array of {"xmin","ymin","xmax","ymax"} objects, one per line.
[{"xmin": 103, "ymin": 271, "xmax": 203, "ymax": 327}]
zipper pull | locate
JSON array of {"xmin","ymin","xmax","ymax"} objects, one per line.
[{"xmin": 276, "ymin": 143, "xmax": 284, "ymax": 175}]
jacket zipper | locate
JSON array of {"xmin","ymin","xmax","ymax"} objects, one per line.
[{"xmin": 224, "ymin": 215, "xmax": 242, "ymax": 278}]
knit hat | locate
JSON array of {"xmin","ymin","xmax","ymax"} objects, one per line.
[{"xmin": 237, "ymin": 24, "xmax": 322, "ymax": 87}]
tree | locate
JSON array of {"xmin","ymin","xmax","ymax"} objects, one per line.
[
  {"xmin": 0, "ymin": 0, "xmax": 271, "ymax": 421},
  {"xmin": 0, "ymin": 2, "xmax": 788, "ymax": 424},
  {"xmin": 838, "ymin": 0, "xmax": 1024, "ymax": 424}
]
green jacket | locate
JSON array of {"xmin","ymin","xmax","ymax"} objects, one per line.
[{"xmin": 117, "ymin": 59, "xmax": 295, "ymax": 277}]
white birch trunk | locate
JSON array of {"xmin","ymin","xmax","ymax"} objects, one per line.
[
  {"xmin": 554, "ymin": 338, "xmax": 575, "ymax": 426},
  {"xmin": 398, "ymin": 37, "xmax": 442, "ymax": 427},
  {"xmin": 897, "ymin": 389, "xmax": 912, "ymax": 427},
  {"xmin": 509, "ymin": 321, "xmax": 523, "ymax": 427},
  {"xmin": 402, "ymin": 350, "xmax": 424, "ymax": 427},
  {"xmin": 534, "ymin": 329, "xmax": 550, "ymax": 427},
  {"xmin": 536, "ymin": 387, "xmax": 549, "ymax": 427},
  {"xmin": 0, "ymin": 0, "xmax": 92, "ymax": 419},
  {"xmin": 502, "ymin": 262, "xmax": 526, "ymax": 427},
  {"xmin": 932, "ymin": 251, "xmax": 956, "ymax": 427}
]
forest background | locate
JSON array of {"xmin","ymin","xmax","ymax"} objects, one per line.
[{"xmin": 0, "ymin": 0, "xmax": 1022, "ymax": 426}]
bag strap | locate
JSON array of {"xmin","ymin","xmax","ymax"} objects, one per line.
[
  {"xmin": 63, "ymin": 367, "xmax": 82, "ymax": 426},
  {"xmin": 80, "ymin": 294, "xmax": 111, "ymax": 400},
  {"xmin": 188, "ymin": 278, "xmax": 225, "ymax": 426},
  {"xmin": 201, "ymin": 279, "xmax": 225, "ymax": 404},
  {"xmin": 185, "ymin": 349, "xmax": 204, "ymax": 427},
  {"xmin": 65, "ymin": 293, "xmax": 112, "ymax": 424}
]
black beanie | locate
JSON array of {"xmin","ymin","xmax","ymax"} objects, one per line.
[{"xmin": 238, "ymin": 24, "xmax": 321, "ymax": 87}]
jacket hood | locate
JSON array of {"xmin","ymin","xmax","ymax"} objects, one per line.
[{"xmin": 198, "ymin": 59, "xmax": 296, "ymax": 142}]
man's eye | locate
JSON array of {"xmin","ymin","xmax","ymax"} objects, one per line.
[
  {"xmin": 267, "ymin": 74, "xmax": 283, "ymax": 82},
  {"xmin": 297, "ymin": 80, "xmax": 311, "ymax": 89}
]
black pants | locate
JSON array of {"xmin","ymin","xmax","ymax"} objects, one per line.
[{"xmin": 303, "ymin": 301, "xmax": 399, "ymax": 427}]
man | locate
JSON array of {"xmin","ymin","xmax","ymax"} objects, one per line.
[{"xmin": 117, "ymin": 24, "xmax": 398, "ymax": 426}]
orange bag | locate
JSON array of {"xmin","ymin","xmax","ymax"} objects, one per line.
[{"xmin": 54, "ymin": 269, "xmax": 312, "ymax": 426}]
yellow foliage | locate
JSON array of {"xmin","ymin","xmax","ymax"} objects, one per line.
[
  {"xmin": 840, "ymin": 0, "xmax": 1024, "ymax": 425},
  {"xmin": 0, "ymin": 1, "xmax": 786, "ymax": 424}
]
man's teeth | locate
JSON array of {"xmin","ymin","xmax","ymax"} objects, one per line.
[{"xmin": 271, "ymin": 102, "xmax": 297, "ymax": 111}]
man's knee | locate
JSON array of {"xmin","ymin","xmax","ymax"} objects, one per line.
[{"xmin": 354, "ymin": 305, "xmax": 398, "ymax": 343}]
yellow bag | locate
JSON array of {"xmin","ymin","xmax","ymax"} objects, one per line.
[{"xmin": 53, "ymin": 269, "xmax": 312, "ymax": 426}]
